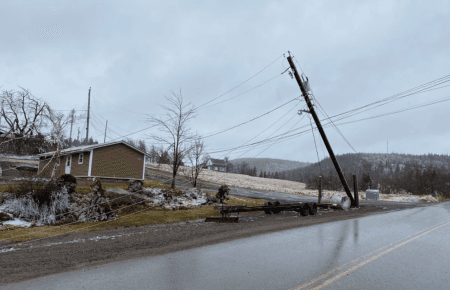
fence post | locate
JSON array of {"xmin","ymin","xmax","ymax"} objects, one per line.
[
  {"xmin": 353, "ymin": 174, "xmax": 359, "ymax": 207},
  {"xmin": 318, "ymin": 176, "xmax": 322, "ymax": 203}
]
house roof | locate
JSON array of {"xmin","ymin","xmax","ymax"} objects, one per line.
[
  {"xmin": 209, "ymin": 158, "xmax": 226, "ymax": 165},
  {"xmin": 36, "ymin": 140, "xmax": 150, "ymax": 158}
]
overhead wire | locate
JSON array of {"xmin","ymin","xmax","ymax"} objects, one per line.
[
  {"xmin": 199, "ymin": 73, "xmax": 283, "ymax": 110},
  {"xmin": 309, "ymin": 115, "xmax": 323, "ymax": 176},
  {"xmin": 103, "ymin": 53, "xmax": 289, "ymax": 142},
  {"xmin": 202, "ymin": 98, "xmax": 299, "ymax": 139},
  {"xmin": 217, "ymin": 100, "xmax": 303, "ymax": 158},
  {"xmin": 206, "ymin": 94, "xmax": 450, "ymax": 155},
  {"xmin": 195, "ymin": 54, "xmax": 285, "ymax": 110},
  {"xmin": 232, "ymin": 109, "xmax": 302, "ymax": 159},
  {"xmin": 252, "ymin": 112, "xmax": 307, "ymax": 158}
]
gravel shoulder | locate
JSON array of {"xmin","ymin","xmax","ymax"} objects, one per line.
[{"xmin": 0, "ymin": 202, "xmax": 432, "ymax": 286}]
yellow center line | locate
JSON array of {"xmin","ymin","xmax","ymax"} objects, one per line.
[
  {"xmin": 290, "ymin": 221, "xmax": 449, "ymax": 290},
  {"xmin": 308, "ymin": 221, "xmax": 450, "ymax": 290}
]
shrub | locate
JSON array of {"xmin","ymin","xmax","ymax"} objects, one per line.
[
  {"xmin": 7, "ymin": 178, "xmax": 61, "ymax": 207},
  {"xmin": 90, "ymin": 178, "xmax": 105, "ymax": 196},
  {"xmin": 3, "ymin": 187, "xmax": 70, "ymax": 225},
  {"xmin": 216, "ymin": 184, "xmax": 230, "ymax": 202},
  {"xmin": 58, "ymin": 173, "xmax": 77, "ymax": 185}
]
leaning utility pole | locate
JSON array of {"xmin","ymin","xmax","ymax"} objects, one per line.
[
  {"xmin": 85, "ymin": 87, "xmax": 91, "ymax": 144},
  {"xmin": 104, "ymin": 120, "xmax": 108, "ymax": 143},
  {"xmin": 286, "ymin": 54, "xmax": 355, "ymax": 205}
]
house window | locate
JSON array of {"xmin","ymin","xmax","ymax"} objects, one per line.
[
  {"xmin": 66, "ymin": 156, "xmax": 71, "ymax": 167},
  {"xmin": 56, "ymin": 157, "xmax": 60, "ymax": 166},
  {"xmin": 79, "ymin": 153, "xmax": 84, "ymax": 164},
  {"xmin": 214, "ymin": 166, "xmax": 218, "ymax": 171}
]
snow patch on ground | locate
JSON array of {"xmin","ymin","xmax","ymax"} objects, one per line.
[
  {"xmin": 0, "ymin": 205, "xmax": 35, "ymax": 228},
  {"xmin": 0, "ymin": 154, "xmax": 39, "ymax": 160},
  {"xmin": 146, "ymin": 163, "xmax": 439, "ymax": 203}
]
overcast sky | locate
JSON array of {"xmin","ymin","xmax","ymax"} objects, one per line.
[{"xmin": 1, "ymin": 0, "xmax": 449, "ymax": 162}]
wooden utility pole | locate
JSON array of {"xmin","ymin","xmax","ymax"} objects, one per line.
[
  {"xmin": 77, "ymin": 127, "xmax": 80, "ymax": 142},
  {"xmin": 104, "ymin": 120, "xmax": 108, "ymax": 143},
  {"xmin": 353, "ymin": 174, "xmax": 359, "ymax": 207},
  {"xmin": 69, "ymin": 109, "xmax": 75, "ymax": 147},
  {"xmin": 85, "ymin": 87, "xmax": 91, "ymax": 144},
  {"xmin": 287, "ymin": 54, "xmax": 355, "ymax": 206}
]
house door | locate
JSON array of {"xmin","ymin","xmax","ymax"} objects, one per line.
[{"xmin": 65, "ymin": 155, "xmax": 72, "ymax": 174}]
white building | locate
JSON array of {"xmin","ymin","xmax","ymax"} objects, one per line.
[{"xmin": 206, "ymin": 158, "xmax": 227, "ymax": 172}]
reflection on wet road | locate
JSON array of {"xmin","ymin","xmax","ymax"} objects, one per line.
[{"xmin": 5, "ymin": 202, "xmax": 449, "ymax": 290}]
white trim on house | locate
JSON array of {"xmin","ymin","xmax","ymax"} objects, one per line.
[
  {"xmin": 65, "ymin": 155, "xmax": 72, "ymax": 174},
  {"xmin": 142, "ymin": 155, "xmax": 146, "ymax": 180},
  {"xmin": 78, "ymin": 153, "xmax": 84, "ymax": 164},
  {"xmin": 88, "ymin": 149, "xmax": 93, "ymax": 176}
]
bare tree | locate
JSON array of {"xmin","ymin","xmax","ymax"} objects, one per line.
[
  {"xmin": 182, "ymin": 137, "xmax": 208, "ymax": 188},
  {"xmin": 37, "ymin": 107, "xmax": 71, "ymax": 179},
  {"xmin": 224, "ymin": 156, "xmax": 230, "ymax": 173},
  {"xmin": 238, "ymin": 161, "xmax": 250, "ymax": 175},
  {"xmin": 67, "ymin": 109, "xmax": 85, "ymax": 147},
  {"xmin": 137, "ymin": 139, "xmax": 147, "ymax": 153},
  {"xmin": 147, "ymin": 90, "xmax": 197, "ymax": 188},
  {"xmin": 0, "ymin": 87, "xmax": 47, "ymax": 137}
]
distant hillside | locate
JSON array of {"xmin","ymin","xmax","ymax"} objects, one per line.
[
  {"xmin": 229, "ymin": 158, "xmax": 310, "ymax": 174},
  {"xmin": 281, "ymin": 152, "xmax": 450, "ymax": 183},
  {"xmin": 278, "ymin": 153, "xmax": 450, "ymax": 195}
]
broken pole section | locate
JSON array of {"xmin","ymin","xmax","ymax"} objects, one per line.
[{"xmin": 286, "ymin": 54, "xmax": 355, "ymax": 205}]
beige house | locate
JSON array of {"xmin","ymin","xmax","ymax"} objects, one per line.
[{"xmin": 36, "ymin": 140, "xmax": 149, "ymax": 181}]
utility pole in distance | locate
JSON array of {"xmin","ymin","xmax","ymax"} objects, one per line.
[
  {"xmin": 104, "ymin": 120, "xmax": 108, "ymax": 143},
  {"xmin": 286, "ymin": 54, "xmax": 355, "ymax": 206},
  {"xmin": 69, "ymin": 109, "xmax": 76, "ymax": 147},
  {"xmin": 85, "ymin": 87, "xmax": 91, "ymax": 144}
]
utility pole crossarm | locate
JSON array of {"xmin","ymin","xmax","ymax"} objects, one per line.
[{"xmin": 286, "ymin": 55, "xmax": 355, "ymax": 205}]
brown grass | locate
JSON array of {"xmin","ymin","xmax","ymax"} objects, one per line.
[{"xmin": 0, "ymin": 189, "xmax": 265, "ymax": 242}]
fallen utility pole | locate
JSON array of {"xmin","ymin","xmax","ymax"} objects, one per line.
[{"xmin": 286, "ymin": 54, "xmax": 355, "ymax": 206}]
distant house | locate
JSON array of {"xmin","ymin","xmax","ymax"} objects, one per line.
[
  {"xmin": 206, "ymin": 158, "xmax": 227, "ymax": 172},
  {"xmin": 36, "ymin": 140, "xmax": 150, "ymax": 181}
]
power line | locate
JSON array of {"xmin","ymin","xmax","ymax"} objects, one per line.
[
  {"xmin": 218, "ymin": 101, "xmax": 302, "ymax": 158},
  {"xmin": 231, "ymin": 104, "xmax": 306, "ymax": 159},
  {"xmin": 195, "ymin": 54, "xmax": 285, "ymax": 109},
  {"xmin": 206, "ymin": 94, "xmax": 450, "ymax": 156},
  {"xmin": 91, "ymin": 89, "xmax": 150, "ymax": 116},
  {"xmin": 199, "ymin": 73, "xmax": 283, "ymax": 110},
  {"xmin": 252, "ymin": 112, "xmax": 307, "ymax": 158},
  {"xmin": 202, "ymin": 98, "xmax": 298, "ymax": 139},
  {"xmin": 309, "ymin": 115, "xmax": 323, "ymax": 176}
]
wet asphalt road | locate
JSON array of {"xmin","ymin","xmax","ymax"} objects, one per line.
[{"xmin": 5, "ymin": 201, "xmax": 449, "ymax": 290}]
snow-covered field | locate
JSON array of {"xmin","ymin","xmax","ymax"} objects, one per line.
[
  {"xmin": 146, "ymin": 163, "xmax": 438, "ymax": 203},
  {"xmin": 0, "ymin": 154, "xmax": 39, "ymax": 160}
]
